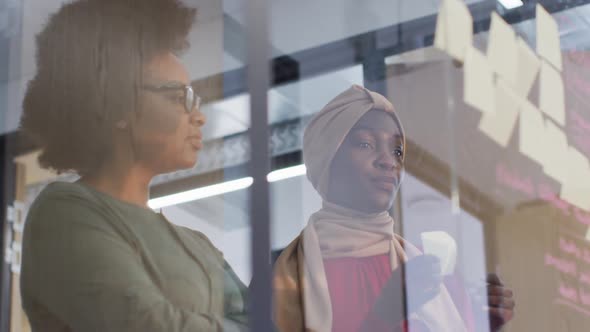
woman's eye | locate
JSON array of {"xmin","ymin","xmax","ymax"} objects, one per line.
[
  {"xmin": 393, "ymin": 148, "xmax": 404, "ymax": 157},
  {"xmin": 359, "ymin": 142, "xmax": 372, "ymax": 149},
  {"xmin": 165, "ymin": 95, "xmax": 185, "ymax": 105}
]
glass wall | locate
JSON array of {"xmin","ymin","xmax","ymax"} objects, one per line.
[{"xmin": 1, "ymin": 0, "xmax": 590, "ymax": 331}]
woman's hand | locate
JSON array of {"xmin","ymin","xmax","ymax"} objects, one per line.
[
  {"xmin": 486, "ymin": 273, "xmax": 515, "ymax": 331},
  {"xmin": 404, "ymin": 255, "xmax": 444, "ymax": 310}
]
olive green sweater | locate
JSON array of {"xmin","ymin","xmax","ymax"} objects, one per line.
[{"xmin": 20, "ymin": 181, "xmax": 248, "ymax": 332}]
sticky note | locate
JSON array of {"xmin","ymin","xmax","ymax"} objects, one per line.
[
  {"xmin": 487, "ymin": 12, "xmax": 518, "ymax": 86},
  {"xmin": 434, "ymin": 0, "xmax": 474, "ymax": 62},
  {"xmin": 519, "ymin": 99, "xmax": 547, "ymax": 166},
  {"xmin": 478, "ymin": 78, "xmax": 520, "ymax": 147},
  {"xmin": 560, "ymin": 147, "xmax": 590, "ymax": 210},
  {"xmin": 539, "ymin": 61, "xmax": 566, "ymax": 126},
  {"xmin": 464, "ymin": 46, "xmax": 495, "ymax": 114},
  {"xmin": 553, "ymin": 183, "xmax": 589, "ymax": 213},
  {"xmin": 542, "ymin": 119, "xmax": 569, "ymax": 182},
  {"xmin": 515, "ymin": 38, "xmax": 541, "ymax": 98},
  {"xmin": 536, "ymin": 4, "xmax": 563, "ymax": 71}
]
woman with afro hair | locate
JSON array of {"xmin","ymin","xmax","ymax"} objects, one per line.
[{"xmin": 19, "ymin": 0, "xmax": 248, "ymax": 331}]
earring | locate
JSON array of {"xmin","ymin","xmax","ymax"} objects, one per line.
[{"xmin": 115, "ymin": 120, "xmax": 128, "ymax": 129}]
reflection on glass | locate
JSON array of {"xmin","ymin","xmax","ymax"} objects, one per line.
[{"xmin": 5, "ymin": 0, "xmax": 590, "ymax": 331}]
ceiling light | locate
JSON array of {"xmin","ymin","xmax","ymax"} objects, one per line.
[
  {"xmin": 148, "ymin": 177, "xmax": 254, "ymax": 209},
  {"xmin": 498, "ymin": 0, "xmax": 523, "ymax": 10},
  {"xmin": 267, "ymin": 164, "xmax": 307, "ymax": 182},
  {"xmin": 149, "ymin": 164, "xmax": 308, "ymax": 209}
]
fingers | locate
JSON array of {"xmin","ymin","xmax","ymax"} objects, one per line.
[
  {"xmin": 487, "ymin": 285, "xmax": 513, "ymax": 298},
  {"xmin": 401, "ymin": 255, "xmax": 444, "ymax": 311},
  {"xmin": 486, "ymin": 281, "xmax": 516, "ymax": 330},
  {"xmin": 408, "ymin": 255, "xmax": 440, "ymax": 272},
  {"xmin": 486, "ymin": 273, "xmax": 503, "ymax": 286},
  {"xmin": 487, "ymin": 295, "xmax": 516, "ymax": 309},
  {"xmin": 487, "ymin": 306, "xmax": 515, "ymax": 324},
  {"xmin": 405, "ymin": 255, "xmax": 442, "ymax": 282},
  {"xmin": 487, "ymin": 282, "xmax": 515, "ymax": 311}
]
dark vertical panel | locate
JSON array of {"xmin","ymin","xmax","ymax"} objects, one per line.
[
  {"xmin": 0, "ymin": 0, "xmax": 24, "ymax": 329},
  {"xmin": 0, "ymin": 133, "xmax": 15, "ymax": 332},
  {"xmin": 246, "ymin": 0, "xmax": 272, "ymax": 331}
]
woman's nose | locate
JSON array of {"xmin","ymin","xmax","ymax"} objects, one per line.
[
  {"xmin": 190, "ymin": 110, "xmax": 206, "ymax": 126},
  {"xmin": 375, "ymin": 157, "xmax": 395, "ymax": 170},
  {"xmin": 375, "ymin": 150, "xmax": 401, "ymax": 170}
]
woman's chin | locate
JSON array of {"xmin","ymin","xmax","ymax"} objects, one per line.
[
  {"xmin": 183, "ymin": 157, "xmax": 198, "ymax": 169},
  {"xmin": 173, "ymin": 155, "xmax": 198, "ymax": 171},
  {"xmin": 355, "ymin": 198, "xmax": 392, "ymax": 214},
  {"xmin": 369, "ymin": 192, "xmax": 395, "ymax": 211}
]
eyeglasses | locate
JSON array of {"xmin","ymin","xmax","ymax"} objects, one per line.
[{"xmin": 142, "ymin": 82, "xmax": 201, "ymax": 114}]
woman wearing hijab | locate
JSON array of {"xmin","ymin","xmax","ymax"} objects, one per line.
[
  {"xmin": 273, "ymin": 85, "xmax": 514, "ymax": 332},
  {"xmin": 18, "ymin": 0, "xmax": 247, "ymax": 331}
]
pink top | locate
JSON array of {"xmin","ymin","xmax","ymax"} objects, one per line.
[{"xmin": 324, "ymin": 254, "xmax": 475, "ymax": 332}]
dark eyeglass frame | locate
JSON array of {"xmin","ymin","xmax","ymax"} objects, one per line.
[{"xmin": 142, "ymin": 82, "xmax": 201, "ymax": 114}]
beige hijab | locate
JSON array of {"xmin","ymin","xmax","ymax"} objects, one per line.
[{"xmin": 273, "ymin": 85, "xmax": 467, "ymax": 332}]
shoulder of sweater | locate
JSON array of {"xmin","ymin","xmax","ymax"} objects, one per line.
[
  {"xmin": 25, "ymin": 181, "xmax": 125, "ymax": 237},
  {"xmin": 29, "ymin": 181, "xmax": 102, "ymax": 214},
  {"xmin": 39, "ymin": 181, "xmax": 92, "ymax": 199},
  {"xmin": 175, "ymin": 225, "xmax": 224, "ymax": 256}
]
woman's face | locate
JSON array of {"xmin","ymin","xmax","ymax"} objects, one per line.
[
  {"xmin": 326, "ymin": 110, "xmax": 404, "ymax": 213},
  {"xmin": 131, "ymin": 52, "xmax": 205, "ymax": 174}
]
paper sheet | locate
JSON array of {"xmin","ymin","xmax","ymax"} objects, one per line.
[
  {"xmin": 515, "ymin": 38, "xmax": 541, "ymax": 98},
  {"xmin": 464, "ymin": 46, "xmax": 495, "ymax": 114},
  {"xmin": 421, "ymin": 231, "xmax": 457, "ymax": 276},
  {"xmin": 542, "ymin": 119, "xmax": 569, "ymax": 182},
  {"xmin": 487, "ymin": 12, "xmax": 517, "ymax": 86},
  {"xmin": 434, "ymin": 0, "xmax": 473, "ymax": 62},
  {"xmin": 536, "ymin": 4, "xmax": 563, "ymax": 71},
  {"xmin": 539, "ymin": 61, "xmax": 566, "ymax": 126},
  {"xmin": 519, "ymin": 99, "xmax": 547, "ymax": 166},
  {"xmin": 562, "ymin": 182, "xmax": 590, "ymax": 211},
  {"xmin": 478, "ymin": 78, "xmax": 520, "ymax": 147},
  {"xmin": 560, "ymin": 147, "xmax": 590, "ymax": 210}
]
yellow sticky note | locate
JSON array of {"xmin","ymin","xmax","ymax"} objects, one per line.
[
  {"xmin": 515, "ymin": 38, "xmax": 540, "ymax": 98},
  {"xmin": 478, "ymin": 78, "xmax": 519, "ymax": 147},
  {"xmin": 464, "ymin": 46, "xmax": 495, "ymax": 114},
  {"xmin": 539, "ymin": 61, "xmax": 566, "ymax": 126},
  {"xmin": 519, "ymin": 99, "xmax": 546, "ymax": 165},
  {"xmin": 542, "ymin": 119, "xmax": 569, "ymax": 182},
  {"xmin": 536, "ymin": 4, "xmax": 563, "ymax": 71},
  {"xmin": 560, "ymin": 148, "xmax": 590, "ymax": 210},
  {"xmin": 434, "ymin": 0, "xmax": 473, "ymax": 62},
  {"xmin": 487, "ymin": 12, "xmax": 517, "ymax": 86}
]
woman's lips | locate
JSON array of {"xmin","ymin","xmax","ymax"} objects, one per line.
[
  {"xmin": 187, "ymin": 137, "xmax": 202, "ymax": 150},
  {"xmin": 372, "ymin": 176, "xmax": 398, "ymax": 192}
]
